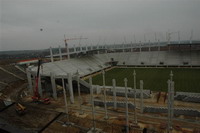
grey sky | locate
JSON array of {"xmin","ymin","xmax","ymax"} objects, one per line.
[{"xmin": 1, "ymin": 0, "xmax": 200, "ymax": 51}]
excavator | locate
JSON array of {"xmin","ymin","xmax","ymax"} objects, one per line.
[
  {"xmin": 15, "ymin": 103, "xmax": 26, "ymax": 115},
  {"xmin": 32, "ymin": 59, "xmax": 50, "ymax": 104}
]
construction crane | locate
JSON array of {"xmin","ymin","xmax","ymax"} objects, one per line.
[
  {"xmin": 64, "ymin": 35, "xmax": 88, "ymax": 59},
  {"xmin": 32, "ymin": 59, "xmax": 50, "ymax": 104}
]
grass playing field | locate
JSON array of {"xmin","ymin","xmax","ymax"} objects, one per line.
[{"xmin": 88, "ymin": 67, "xmax": 200, "ymax": 93}]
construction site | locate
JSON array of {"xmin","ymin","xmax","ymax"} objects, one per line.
[{"xmin": 0, "ymin": 37, "xmax": 200, "ymax": 133}]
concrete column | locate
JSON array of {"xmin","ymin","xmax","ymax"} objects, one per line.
[
  {"xmin": 112, "ymin": 79, "xmax": 117, "ymax": 109},
  {"xmin": 26, "ymin": 68, "xmax": 33, "ymax": 95},
  {"xmin": 59, "ymin": 45, "xmax": 62, "ymax": 61},
  {"xmin": 50, "ymin": 72, "xmax": 57, "ymax": 100},
  {"xmin": 62, "ymin": 78, "xmax": 69, "ymax": 121},
  {"xmin": 77, "ymin": 75, "xmax": 83, "ymax": 114},
  {"xmin": 158, "ymin": 40, "xmax": 160, "ymax": 51},
  {"xmin": 167, "ymin": 80, "xmax": 172, "ymax": 132},
  {"xmin": 89, "ymin": 76, "xmax": 96, "ymax": 131},
  {"xmin": 38, "ymin": 74, "xmax": 43, "ymax": 97},
  {"xmin": 68, "ymin": 73, "xmax": 74, "ymax": 103},
  {"xmin": 171, "ymin": 81, "xmax": 174, "ymax": 124},
  {"xmin": 102, "ymin": 70, "xmax": 108, "ymax": 119},
  {"xmin": 140, "ymin": 80, "xmax": 144, "ymax": 113},
  {"xmin": 139, "ymin": 41, "xmax": 142, "ymax": 52},
  {"xmin": 124, "ymin": 78, "xmax": 129, "ymax": 133},
  {"xmin": 50, "ymin": 47, "xmax": 54, "ymax": 62},
  {"xmin": 133, "ymin": 70, "xmax": 137, "ymax": 123}
]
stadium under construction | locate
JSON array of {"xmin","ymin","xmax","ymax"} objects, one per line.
[{"xmin": 1, "ymin": 40, "xmax": 200, "ymax": 133}]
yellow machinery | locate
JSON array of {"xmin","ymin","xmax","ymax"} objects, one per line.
[{"xmin": 15, "ymin": 103, "xmax": 26, "ymax": 115}]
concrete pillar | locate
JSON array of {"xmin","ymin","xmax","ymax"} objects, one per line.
[
  {"xmin": 139, "ymin": 41, "xmax": 142, "ymax": 52},
  {"xmin": 38, "ymin": 74, "xmax": 43, "ymax": 97},
  {"xmin": 77, "ymin": 75, "xmax": 83, "ymax": 114},
  {"xmin": 62, "ymin": 78, "xmax": 69, "ymax": 121},
  {"xmin": 102, "ymin": 70, "xmax": 108, "ymax": 119},
  {"xmin": 167, "ymin": 80, "xmax": 172, "ymax": 132},
  {"xmin": 140, "ymin": 80, "xmax": 144, "ymax": 113},
  {"xmin": 124, "ymin": 78, "xmax": 129, "ymax": 133},
  {"xmin": 50, "ymin": 47, "xmax": 54, "ymax": 62},
  {"xmin": 171, "ymin": 81, "xmax": 174, "ymax": 123},
  {"xmin": 50, "ymin": 72, "xmax": 57, "ymax": 100},
  {"xmin": 89, "ymin": 76, "xmax": 96, "ymax": 131},
  {"xmin": 112, "ymin": 79, "xmax": 117, "ymax": 109},
  {"xmin": 133, "ymin": 70, "xmax": 137, "ymax": 123},
  {"xmin": 68, "ymin": 73, "xmax": 74, "ymax": 103},
  {"xmin": 26, "ymin": 68, "xmax": 33, "ymax": 95},
  {"xmin": 59, "ymin": 45, "xmax": 62, "ymax": 61}
]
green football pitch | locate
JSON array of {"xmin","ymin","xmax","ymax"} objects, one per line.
[{"xmin": 87, "ymin": 68, "xmax": 200, "ymax": 93}]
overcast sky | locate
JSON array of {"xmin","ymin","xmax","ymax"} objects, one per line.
[{"xmin": 0, "ymin": 0, "xmax": 200, "ymax": 51}]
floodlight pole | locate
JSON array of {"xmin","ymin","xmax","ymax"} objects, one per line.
[
  {"xmin": 62, "ymin": 77, "xmax": 69, "ymax": 121},
  {"xmin": 124, "ymin": 78, "xmax": 129, "ymax": 133},
  {"xmin": 77, "ymin": 74, "xmax": 83, "ymax": 115},
  {"xmin": 171, "ymin": 81, "xmax": 174, "ymax": 127},
  {"xmin": 89, "ymin": 77, "xmax": 96, "ymax": 131},
  {"xmin": 167, "ymin": 80, "xmax": 175, "ymax": 133},
  {"xmin": 102, "ymin": 70, "xmax": 108, "ymax": 119},
  {"xmin": 133, "ymin": 70, "xmax": 137, "ymax": 123},
  {"xmin": 167, "ymin": 80, "xmax": 171, "ymax": 132},
  {"xmin": 140, "ymin": 80, "xmax": 144, "ymax": 113},
  {"xmin": 112, "ymin": 79, "xmax": 117, "ymax": 109},
  {"xmin": 68, "ymin": 73, "xmax": 74, "ymax": 103}
]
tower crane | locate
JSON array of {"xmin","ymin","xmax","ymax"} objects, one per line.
[{"xmin": 64, "ymin": 35, "xmax": 88, "ymax": 59}]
